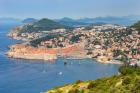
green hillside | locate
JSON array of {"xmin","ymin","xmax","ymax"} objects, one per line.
[
  {"xmin": 131, "ymin": 21, "xmax": 140, "ymax": 34},
  {"xmin": 46, "ymin": 66, "xmax": 140, "ymax": 93},
  {"xmin": 18, "ymin": 18, "xmax": 69, "ymax": 33},
  {"xmin": 131, "ymin": 21, "xmax": 140, "ymax": 30}
]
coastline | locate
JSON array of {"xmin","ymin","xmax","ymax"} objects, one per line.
[
  {"xmin": 97, "ymin": 60, "xmax": 123, "ymax": 65},
  {"xmin": 7, "ymin": 43, "xmax": 123, "ymax": 65},
  {"xmin": 6, "ymin": 33, "xmax": 124, "ymax": 64},
  {"xmin": 6, "ymin": 25, "xmax": 131, "ymax": 65}
]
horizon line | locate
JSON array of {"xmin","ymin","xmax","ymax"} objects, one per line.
[{"xmin": 0, "ymin": 15, "xmax": 140, "ymax": 20}]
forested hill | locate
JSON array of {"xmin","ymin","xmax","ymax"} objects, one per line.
[
  {"xmin": 15, "ymin": 18, "xmax": 70, "ymax": 33},
  {"xmin": 131, "ymin": 21, "xmax": 140, "ymax": 34}
]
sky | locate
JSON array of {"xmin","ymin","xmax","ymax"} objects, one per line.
[{"xmin": 0, "ymin": 0, "xmax": 140, "ymax": 19}]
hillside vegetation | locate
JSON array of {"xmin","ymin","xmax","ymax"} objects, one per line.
[
  {"xmin": 17, "ymin": 18, "xmax": 69, "ymax": 33},
  {"xmin": 46, "ymin": 66, "xmax": 140, "ymax": 93},
  {"xmin": 131, "ymin": 21, "xmax": 140, "ymax": 34}
]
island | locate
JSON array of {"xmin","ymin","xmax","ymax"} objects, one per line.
[{"xmin": 7, "ymin": 18, "xmax": 140, "ymax": 64}]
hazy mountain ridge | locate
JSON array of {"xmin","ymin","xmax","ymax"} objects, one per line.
[
  {"xmin": 22, "ymin": 18, "xmax": 38, "ymax": 24},
  {"xmin": 1, "ymin": 15, "xmax": 140, "ymax": 26},
  {"xmin": 54, "ymin": 17, "xmax": 89, "ymax": 27},
  {"xmin": 56, "ymin": 15, "xmax": 140, "ymax": 26}
]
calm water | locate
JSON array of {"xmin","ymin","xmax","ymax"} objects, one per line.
[{"xmin": 0, "ymin": 23, "xmax": 120, "ymax": 93}]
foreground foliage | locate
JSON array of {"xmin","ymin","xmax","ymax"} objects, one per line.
[{"xmin": 46, "ymin": 66, "xmax": 140, "ymax": 93}]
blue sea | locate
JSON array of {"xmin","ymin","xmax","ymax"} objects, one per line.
[{"xmin": 0, "ymin": 23, "xmax": 120, "ymax": 93}]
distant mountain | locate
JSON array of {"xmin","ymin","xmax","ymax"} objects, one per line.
[
  {"xmin": 57, "ymin": 17, "xmax": 75, "ymax": 22},
  {"xmin": 22, "ymin": 18, "xmax": 38, "ymax": 24},
  {"xmin": 56, "ymin": 15, "xmax": 140, "ymax": 26},
  {"xmin": 55, "ymin": 17, "xmax": 89, "ymax": 27},
  {"xmin": 77, "ymin": 16, "xmax": 140, "ymax": 26},
  {"xmin": 15, "ymin": 18, "xmax": 70, "ymax": 33},
  {"xmin": 1, "ymin": 15, "xmax": 140, "ymax": 26}
]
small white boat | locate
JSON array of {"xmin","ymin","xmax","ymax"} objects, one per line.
[{"xmin": 58, "ymin": 72, "xmax": 63, "ymax": 75}]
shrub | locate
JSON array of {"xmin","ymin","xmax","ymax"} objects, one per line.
[
  {"xmin": 68, "ymin": 88, "xmax": 80, "ymax": 93},
  {"xmin": 119, "ymin": 66, "xmax": 135, "ymax": 75},
  {"xmin": 122, "ymin": 77, "xmax": 131, "ymax": 85},
  {"xmin": 75, "ymin": 80, "xmax": 83, "ymax": 84},
  {"xmin": 55, "ymin": 89, "xmax": 63, "ymax": 93},
  {"xmin": 87, "ymin": 81, "xmax": 95, "ymax": 89}
]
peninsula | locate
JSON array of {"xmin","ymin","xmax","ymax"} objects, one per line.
[{"xmin": 7, "ymin": 18, "xmax": 140, "ymax": 64}]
